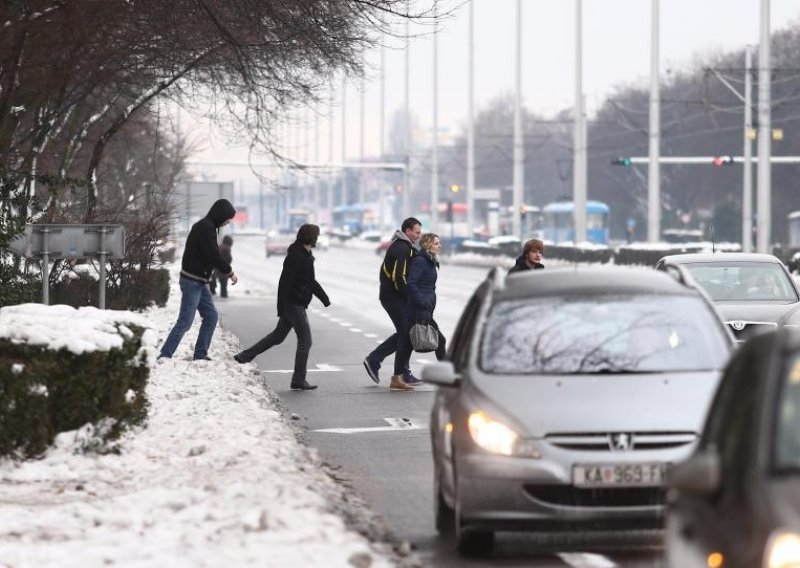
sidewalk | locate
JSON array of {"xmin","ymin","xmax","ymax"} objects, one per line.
[{"xmin": 0, "ymin": 271, "xmax": 411, "ymax": 567}]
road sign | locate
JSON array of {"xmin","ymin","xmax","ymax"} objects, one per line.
[{"xmin": 9, "ymin": 224, "xmax": 125, "ymax": 259}]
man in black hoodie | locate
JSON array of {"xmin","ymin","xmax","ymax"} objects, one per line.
[
  {"xmin": 362, "ymin": 217, "xmax": 421, "ymax": 390},
  {"xmin": 159, "ymin": 199, "xmax": 238, "ymax": 360},
  {"xmin": 233, "ymin": 224, "xmax": 331, "ymax": 391}
]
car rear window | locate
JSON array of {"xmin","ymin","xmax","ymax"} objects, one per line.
[
  {"xmin": 684, "ymin": 262, "xmax": 797, "ymax": 302},
  {"xmin": 481, "ymin": 294, "xmax": 729, "ymax": 374},
  {"xmin": 774, "ymin": 354, "xmax": 800, "ymax": 473}
]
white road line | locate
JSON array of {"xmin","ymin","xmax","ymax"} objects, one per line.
[
  {"xmin": 414, "ymin": 359, "xmax": 432, "ymax": 364},
  {"xmin": 262, "ymin": 363, "xmax": 343, "ymax": 374},
  {"xmin": 339, "ymin": 322, "xmax": 352, "ymax": 327},
  {"xmin": 349, "ymin": 328, "xmax": 363, "ymax": 333},
  {"xmin": 329, "ymin": 317, "xmax": 341, "ymax": 323},
  {"xmin": 557, "ymin": 553, "xmax": 618, "ymax": 568},
  {"xmin": 314, "ymin": 417, "xmax": 421, "ymax": 434},
  {"xmin": 363, "ymin": 333, "xmax": 378, "ymax": 338},
  {"xmin": 320, "ymin": 313, "xmax": 331, "ymax": 319}
]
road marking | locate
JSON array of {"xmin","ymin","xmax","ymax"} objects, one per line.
[
  {"xmin": 349, "ymin": 328, "xmax": 363, "ymax": 333},
  {"xmin": 329, "ymin": 317, "xmax": 341, "ymax": 322},
  {"xmin": 339, "ymin": 321, "xmax": 352, "ymax": 327},
  {"xmin": 314, "ymin": 417, "xmax": 421, "ymax": 434},
  {"xmin": 363, "ymin": 333, "xmax": 378, "ymax": 338},
  {"xmin": 320, "ymin": 313, "xmax": 331, "ymax": 318},
  {"xmin": 262, "ymin": 363, "xmax": 343, "ymax": 374},
  {"xmin": 415, "ymin": 359, "xmax": 432, "ymax": 364},
  {"xmin": 558, "ymin": 553, "xmax": 617, "ymax": 568}
]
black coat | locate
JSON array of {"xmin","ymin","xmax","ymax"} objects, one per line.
[
  {"xmin": 508, "ymin": 254, "xmax": 544, "ymax": 274},
  {"xmin": 406, "ymin": 250, "xmax": 438, "ymax": 321},
  {"xmin": 379, "ymin": 233, "xmax": 417, "ymax": 300},
  {"xmin": 181, "ymin": 199, "xmax": 236, "ymax": 282},
  {"xmin": 277, "ymin": 242, "xmax": 330, "ymax": 316}
]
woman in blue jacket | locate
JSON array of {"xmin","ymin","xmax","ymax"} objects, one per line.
[{"xmin": 394, "ymin": 233, "xmax": 447, "ymax": 388}]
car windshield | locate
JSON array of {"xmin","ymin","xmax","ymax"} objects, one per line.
[
  {"xmin": 481, "ymin": 294, "xmax": 729, "ymax": 374},
  {"xmin": 774, "ymin": 354, "xmax": 800, "ymax": 474},
  {"xmin": 684, "ymin": 262, "xmax": 797, "ymax": 302}
]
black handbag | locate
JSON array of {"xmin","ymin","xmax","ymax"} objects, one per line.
[{"xmin": 410, "ymin": 321, "xmax": 438, "ymax": 353}]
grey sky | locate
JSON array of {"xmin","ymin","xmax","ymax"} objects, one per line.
[{"xmin": 188, "ymin": 0, "xmax": 800, "ymax": 184}]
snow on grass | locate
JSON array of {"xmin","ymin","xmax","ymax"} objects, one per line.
[{"xmin": 0, "ymin": 274, "xmax": 401, "ymax": 567}]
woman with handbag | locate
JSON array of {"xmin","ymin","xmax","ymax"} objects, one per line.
[{"xmin": 393, "ymin": 233, "xmax": 447, "ymax": 390}]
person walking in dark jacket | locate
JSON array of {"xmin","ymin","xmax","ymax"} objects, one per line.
[
  {"xmin": 210, "ymin": 235, "xmax": 234, "ymax": 297},
  {"xmin": 159, "ymin": 199, "xmax": 238, "ymax": 360},
  {"xmin": 508, "ymin": 238, "xmax": 545, "ymax": 274},
  {"xmin": 395, "ymin": 233, "xmax": 447, "ymax": 385},
  {"xmin": 233, "ymin": 224, "xmax": 330, "ymax": 391},
  {"xmin": 362, "ymin": 217, "xmax": 422, "ymax": 390}
]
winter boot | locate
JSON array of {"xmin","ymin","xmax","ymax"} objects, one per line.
[{"xmin": 389, "ymin": 374, "xmax": 414, "ymax": 391}]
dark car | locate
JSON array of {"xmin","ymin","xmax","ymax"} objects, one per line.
[
  {"xmin": 422, "ymin": 266, "xmax": 733, "ymax": 556},
  {"xmin": 665, "ymin": 327, "xmax": 800, "ymax": 568},
  {"xmin": 656, "ymin": 253, "xmax": 800, "ymax": 341},
  {"xmin": 265, "ymin": 232, "xmax": 295, "ymax": 258}
]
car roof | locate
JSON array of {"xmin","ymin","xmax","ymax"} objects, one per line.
[
  {"xmin": 660, "ymin": 252, "xmax": 783, "ymax": 265},
  {"xmin": 496, "ymin": 266, "xmax": 696, "ymax": 301}
]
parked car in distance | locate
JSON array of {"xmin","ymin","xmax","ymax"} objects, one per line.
[
  {"xmin": 265, "ymin": 231, "xmax": 295, "ymax": 258},
  {"xmin": 665, "ymin": 327, "xmax": 800, "ymax": 568},
  {"xmin": 656, "ymin": 253, "xmax": 800, "ymax": 341},
  {"xmin": 423, "ymin": 266, "xmax": 733, "ymax": 556}
]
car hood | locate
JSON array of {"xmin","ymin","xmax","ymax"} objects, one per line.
[
  {"xmin": 467, "ymin": 372, "xmax": 721, "ymax": 438},
  {"xmin": 715, "ymin": 302, "xmax": 800, "ymax": 325}
]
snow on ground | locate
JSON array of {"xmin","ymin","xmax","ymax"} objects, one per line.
[{"xmin": 0, "ymin": 269, "xmax": 406, "ymax": 568}]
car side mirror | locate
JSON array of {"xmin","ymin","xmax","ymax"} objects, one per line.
[
  {"xmin": 668, "ymin": 451, "xmax": 721, "ymax": 495},
  {"xmin": 421, "ymin": 361, "xmax": 461, "ymax": 387}
]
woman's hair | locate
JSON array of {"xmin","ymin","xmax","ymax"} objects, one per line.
[
  {"xmin": 523, "ymin": 238, "xmax": 544, "ymax": 256},
  {"xmin": 419, "ymin": 233, "xmax": 440, "ymax": 254},
  {"xmin": 296, "ymin": 223, "xmax": 320, "ymax": 246}
]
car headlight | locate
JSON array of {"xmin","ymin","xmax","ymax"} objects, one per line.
[
  {"xmin": 764, "ymin": 531, "xmax": 800, "ymax": 568},
  {"xmin": 467, "ymin": 411, "xmax": 519, "ymax": 456}
]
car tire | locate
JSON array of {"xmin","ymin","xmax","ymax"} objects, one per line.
[{"xmin": 434, "ymin": 473, "xmax": 455, "ymax": 537}]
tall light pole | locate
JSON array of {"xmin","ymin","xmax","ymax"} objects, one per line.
[
  {"xmin": 648, "ymin": 0, "xmax": 661, "ymax": 242},
  {"xmin": 327, "ymin": 84, "xmax": 335, "ymax": 223},
  {"xmin": 359, "ymin": 67, "xmax": 366, "ymax": 207},
  {"xmin": 743, "ymin": 45, "xmax": 754, "ymax": 252},
  {"xmin": 431, "ymin": 4, "xmax": 439, "ymax": 232},
  {"xmin": 573, "ymin": 0, "xmax": 587, "ymax": 244},
  {"xmin": 403, "ymin": 6, "xmax": 411, "ymax": 219},
  {"xmin": 757, "ymin": 0, "xmax": 771, "ymax": 253},
  {"xmin": 466, "ymin": 0, "xmax": 475, "ymax": 240},
  {"xmin": 512, "ymin": 0, "xmax": 523, "ymax": 239},
  {"xmin": 341, "ymin": 76, "xmax": 348, "ymax": 207},
  {"xmin": 379, "ymin": 44, "xmax": 387, "ymax": 230}
]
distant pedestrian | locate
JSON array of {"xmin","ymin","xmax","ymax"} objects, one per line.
[
  {"xmin": 210, "ymin": 235, "xmax": 234, "ymax": 297},
  {"xmin": 508, "ymin": 238, "xmax": 545, "ymax": 274},
  {"xmin": 395, "ymin": 233, "xmax": 447, "ymax": 387},
  {"xmin": 159, "ymin": 199, "xmax": 238, "ymax": 361},
  {"xmin": 363, "ymin": 217, "xmax": 422, "ymax": 390},
  {"xmin": 233, "ymin": 224, "xmax": 330, "ymax": 391}
]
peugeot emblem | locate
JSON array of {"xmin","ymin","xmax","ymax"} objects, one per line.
[
  {"xmin": 608, "ymin": 433, "xmax": 634, "ymax": 452},
  {"xmin": 730, "ymin": 321, "xmax": 746, "ymax": 331}
]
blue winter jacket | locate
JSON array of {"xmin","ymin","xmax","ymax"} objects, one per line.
[{"xmin": 406, "ymin": 250, "xmax": 438, "ymax": 321}]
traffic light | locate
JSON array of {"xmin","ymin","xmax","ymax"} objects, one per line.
[
  {"xmin": 612, "ymin": 157, "xmax": 633, "ymax": 167},
  {"xmin": 712, "ymin": 156, "xmax": 735, "ymax": 167},
  {"xmin": 450, "ymin": 184, "xmax": 461, "ymax": 193}
]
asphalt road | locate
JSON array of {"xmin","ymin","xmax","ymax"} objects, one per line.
[{"xmin": 215, "ymin": 236, "xmax": 663, "ymax": 568}]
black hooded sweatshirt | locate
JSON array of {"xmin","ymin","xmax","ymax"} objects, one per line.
[
  {"xmin": 277, "ymin": 241, "xmax": 330, "ymax": 316},
  {"xmin": 181, "ymin": 199, "xmax": 236, "ymax": 282},
  {"xmin": 508, "ymin": 255, "xmax": 544, "ymax": 274}
]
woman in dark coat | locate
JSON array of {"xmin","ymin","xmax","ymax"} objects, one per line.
[
  {"xmin": 394, "ymin": 233, "xmax": 447, "ymax": 389},
  {"xmin": 233, "ymin": 224, "xmax": 330, "ymax": 390}
]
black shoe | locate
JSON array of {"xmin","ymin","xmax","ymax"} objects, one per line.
[
  {"xmin": 290, "ymin": 380, "xmax": 318, "ymax": 391},
  {"xmin": 363, "ymin": 358, "xmax": 380, "ymax": 384},
  {"xmin": 233, "ymin": 353, "xmax": 247, "ymax": 364},
  {"xmin": 193, "ymin": 356, "xmax": 212, "ymax": 361}
]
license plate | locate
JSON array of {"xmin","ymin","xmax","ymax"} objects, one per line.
[{"xmin": 573, "ymin": 463, "xmax": 667, "ymax": 487}]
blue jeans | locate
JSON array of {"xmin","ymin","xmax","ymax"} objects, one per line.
[{"xmin": 159, "ymin": 276, "xmax": 219, "ymax": 359}]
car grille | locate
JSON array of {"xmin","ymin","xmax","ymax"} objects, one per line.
[
  {"xmin": 544, "ymin": 431, "xmax": 696, "ymax": 451},
  {"xmin": 726, "ymin": 321, "xmax": 777, "ymax": 341},
  {"xmin": 523, "ymin": 485, "xmax": 666, "ymax": 508}
]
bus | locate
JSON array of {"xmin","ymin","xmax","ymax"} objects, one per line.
[
  {"xmin": 332, "ymin": 204, "xmax": 375, "ymax": 235},
  {"xmin": 542, "ymin": 200, "xmax": 610, "ymax": 245},
  {"xmin": 789, "ymin": 211, "xmax": 800, "ymax": 248}
]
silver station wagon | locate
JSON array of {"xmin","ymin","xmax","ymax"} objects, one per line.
[{"xmin": 422, "ymin": 266, "xmax": 734, "ymax": 556}]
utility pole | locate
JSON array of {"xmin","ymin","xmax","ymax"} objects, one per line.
[
  {"xmin": 648, "ymin": 0, "xmax": 661, "ymax": 242},
  {"xmin": 341, "ymin": 76, "xmax": 348, "ymax": 208},
  {"xmin": 573, "ymin": 0, "xmax": 587, "ymax": 244},
  {"xmin": 327, "ymin": 84, "xmax": 335, "ymax": 223},
  {"xmin": 466, "ymin": 0, "xmax": 475, "ymax": 240},
  {"xmin": 359, "ymin": 66, "xmax": 366, "ymax": 207},
  {"xmin": 431, "ymin": 4, "xmax": 439, "ymax": 232},
  {"xmin": 403, "ymin": 5, "xmax": 411, "ymax": 219},
  {"xmin": 757, "ymin": 0, "xmax": 771, "ymax": 253},
  {"xmin": 743, "ymin": 45, "xmax": 754, "ymax": 252},
  {"xmin": 379, "ymin": 44, "xmax": 386, "ymax": 230},
  {"xmin": 512, "ymin": 0, "xmax": 523, "ymax": 240}
]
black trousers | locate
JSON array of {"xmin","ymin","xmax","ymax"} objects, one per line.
[
  {"xmin": 395, "ymin": 317, "xmax": 447, "ymax": 375},
  {"xmin": 237, "ymin": 305, "xmax": 311, "ymax": 383},
  {"xmin": 367, "ymin": 294, "xmax": 411, "ymax": 375}
]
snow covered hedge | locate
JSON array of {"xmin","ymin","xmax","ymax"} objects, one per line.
[{"xmin": 0, "ymin": 304, "xmax": 157, "ymax": 459}]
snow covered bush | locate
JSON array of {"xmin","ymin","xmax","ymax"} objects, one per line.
[{"xmin": 0, "ymin": 304, "xmax": 156, "ymax": 459}]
